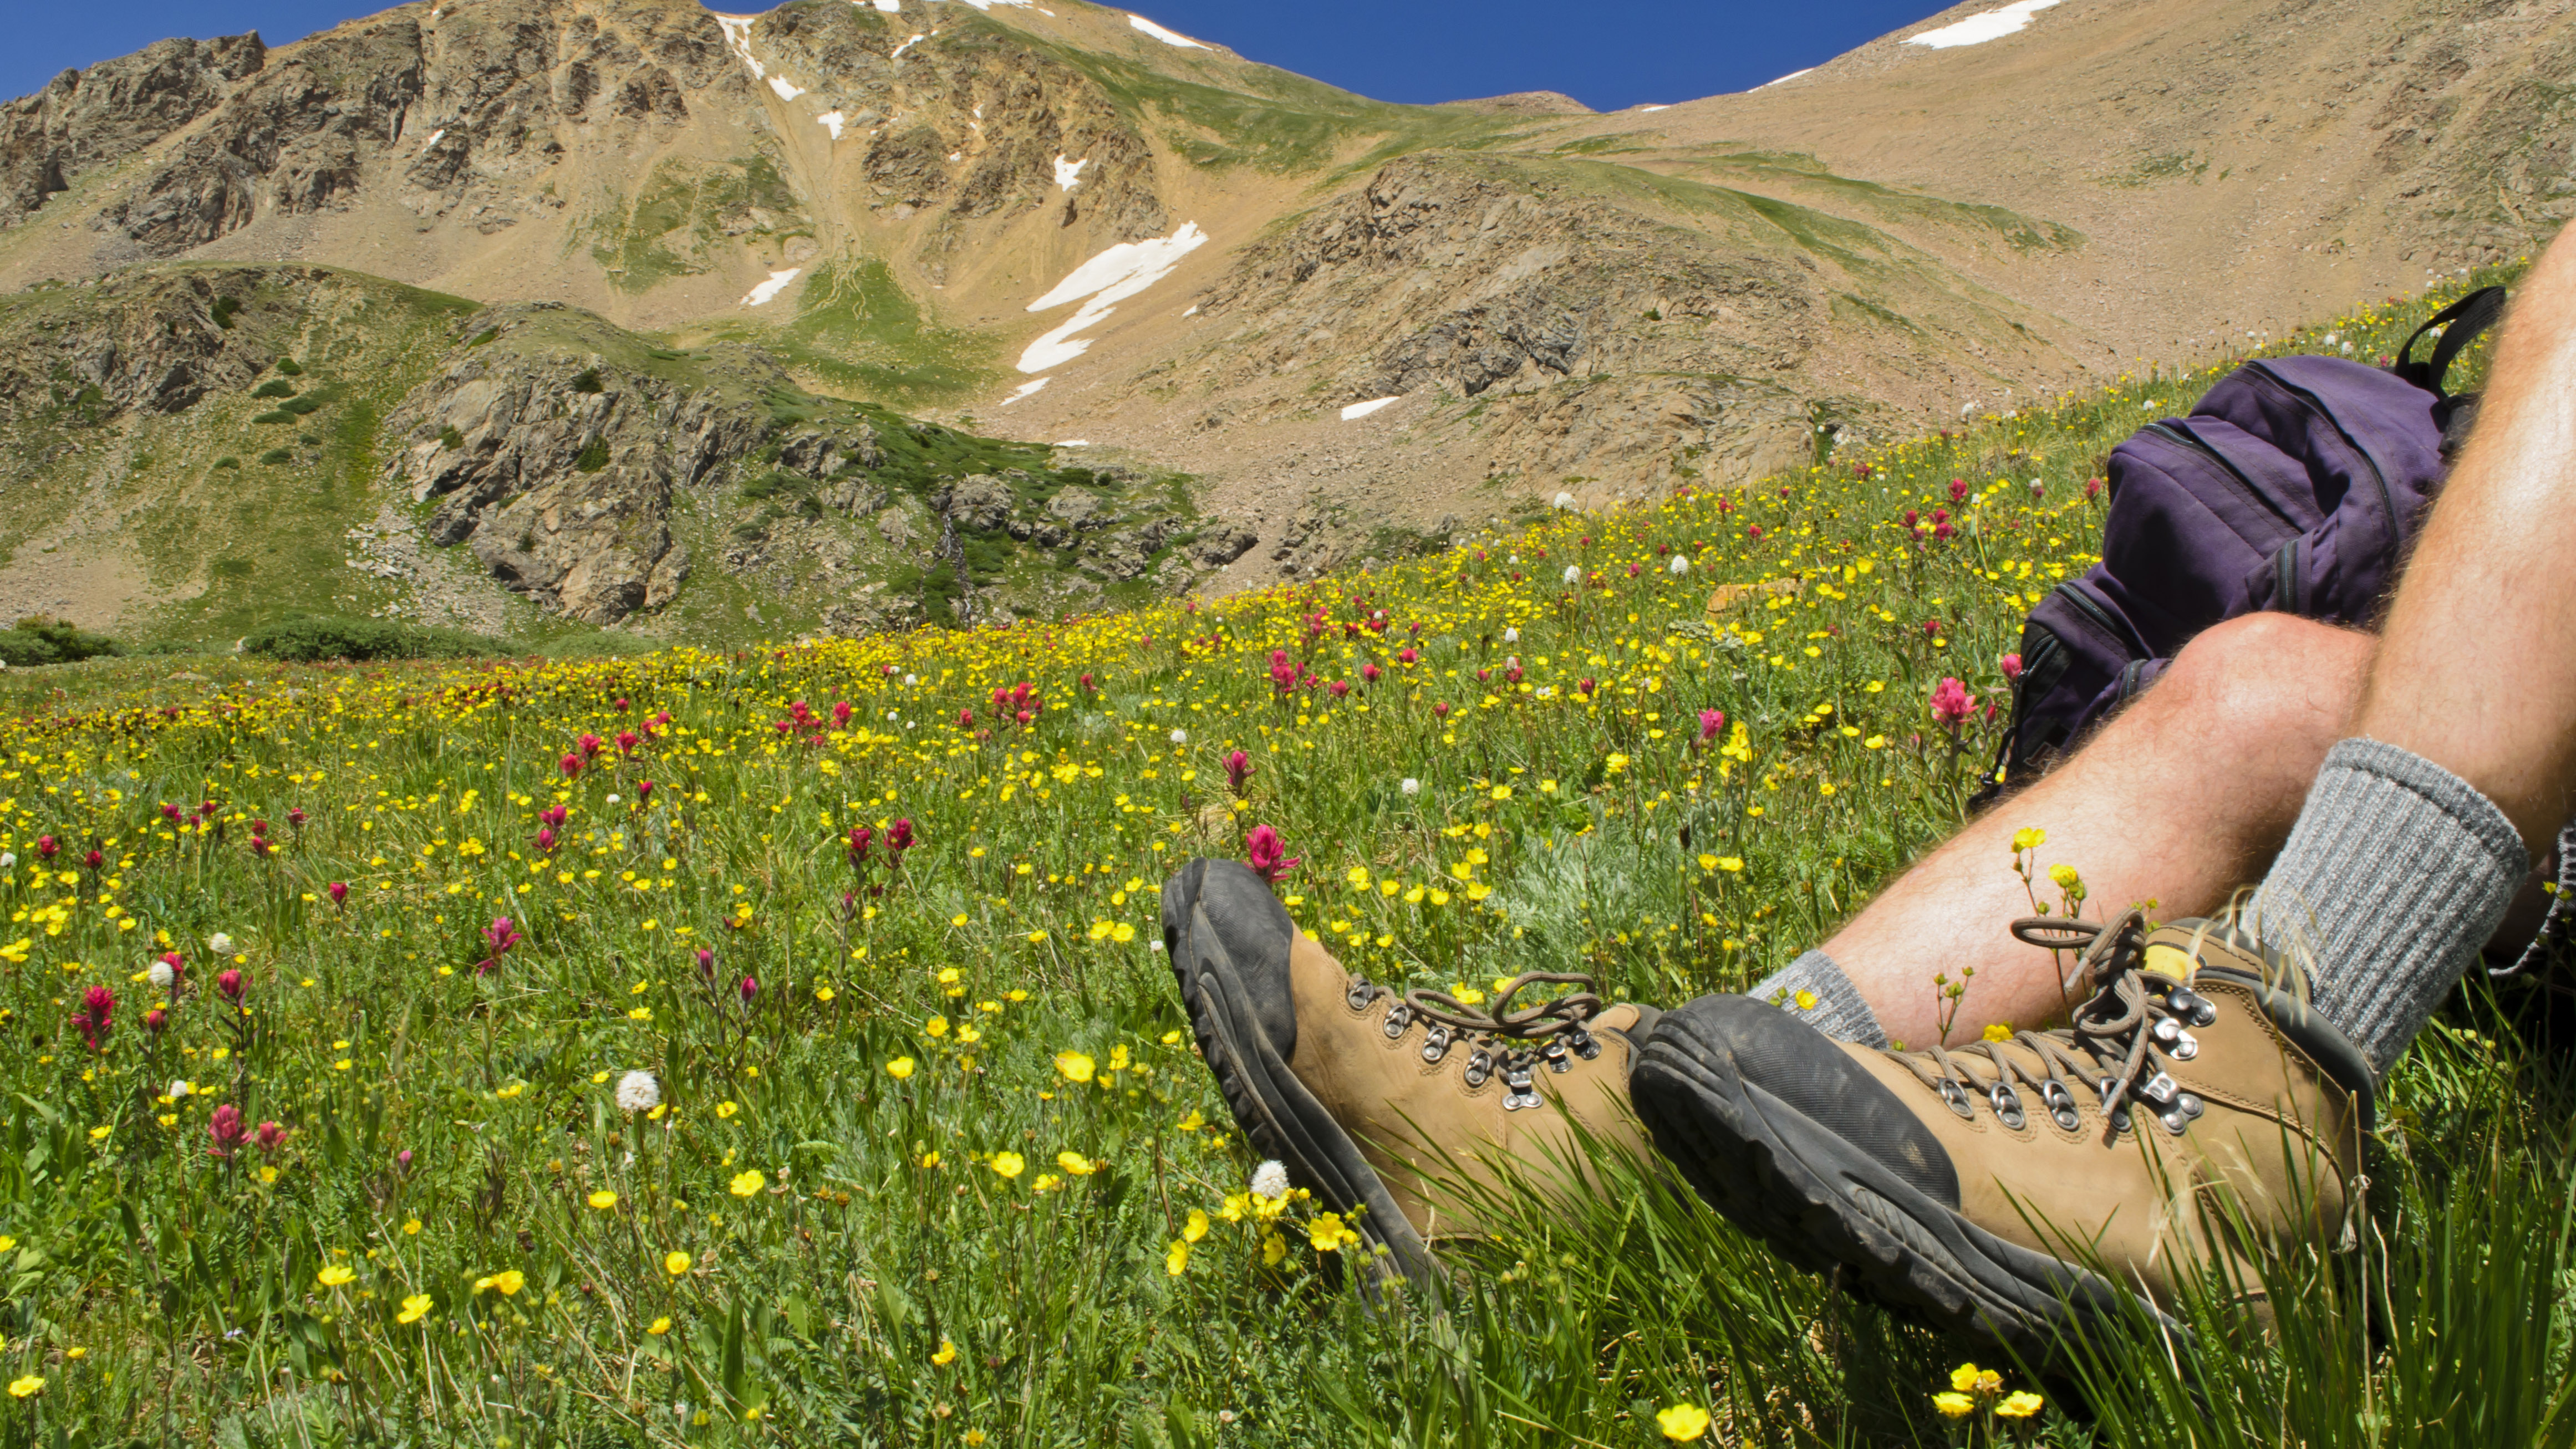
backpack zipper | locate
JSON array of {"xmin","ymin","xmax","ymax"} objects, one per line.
[
  {"xmin": 2244, "ymin": 361, "xmax": 2396, "ymax": 539},
  {"xmin": 2050, "ymin": 580, "xmax": 2132, "ymax": 650},
  {"xmin": 2140, "ymin": 422, "xmax": 2304, "ymax": 548}
]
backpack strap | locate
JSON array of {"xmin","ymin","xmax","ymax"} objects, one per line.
[{"xmin": 2393, "ymin": 287, "xmax": 2507, "ymax": 398}]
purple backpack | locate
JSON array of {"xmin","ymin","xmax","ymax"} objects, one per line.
[{"xmin": 1990, "ymin": 288, "xmax": 2504, "ymax": 798}]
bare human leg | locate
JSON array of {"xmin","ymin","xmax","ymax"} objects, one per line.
[
  {"xmin": 2247, "ymin": 218, "xmax": 2576, "ymax": 1073},
  {"xmin": 1824, "ymin": 612, "xmax": 2371, "ymax": 1048}
]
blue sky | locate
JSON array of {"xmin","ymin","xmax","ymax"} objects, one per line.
[{"xmin": 8, "ymin": 2, "xmax": 1953, "ymax": 111}]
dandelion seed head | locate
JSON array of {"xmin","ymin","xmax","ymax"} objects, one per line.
[
  {"xmin": 615, "ymin": 1070, "xmax": 661, "ymax": 1112},
  {"xmin": 1250, "ymin": 1159, "xmax": 1290, "ymax": 1201}
]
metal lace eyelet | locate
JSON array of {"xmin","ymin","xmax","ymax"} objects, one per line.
[
  {"xmin": 2110, "ymin": 1105, "xmax": 2132, "ymax": 1134},
  {"xmin": 1569, "ymin": 1027, "xmax": 1601, "ymax": 1060},
  {"xmin": 1937, "ymin": 1079, "xmax": 1976, "ymax": 1120},
  {"xmin": 1345, "ymin": 980, "xmax": 1374, "ymax": 1012},
  {"xmin": 1541, "ymin": 1039, "xmax": 1572, "ymax": 1074},
  {"xmin": 2167, "ymin": 987, "xmax": 2217, "ymax": 1028},
  {"xmin": 2139, "ymin": 1072, "xmax": 2178, "ymax": 1105},
  {"xmin": 2161, "ymin": 1109, "xmax": 2190, "ymax": 1135},
  {"xmin": 1382, "ymin": 1003, "xmax": 1412, "ymax": 1039},
  {"xmin": 2176, "ymin": 1091, "xmax": 2204, "ymax": 1120},
  {"xmin": 2169, "ymin": 1029, "xmax": 2199, "ymax": 1062},
  {"xmin": 1421, "ymin": 1025, "xmax": 1452, "ymax": 1064},
  {"xmin": 2152, "ymin": 1018, "xmax": 2182, "ymax": 1046},
  {"xmin": 2042, "ymin": 1081, "xmax": 2081, "ymax": 1131},
  {"xmin": 1503, "ymin": 1088, "xmax": 1543, "ymax": 1111},
  {"xmin": 1989, "ymin": 1084, "xmax": 2027, "ymax": 1130},
  {"xmin": 1463, "ymin": 1050, "xmax": 1493, "ymax": 1089}
]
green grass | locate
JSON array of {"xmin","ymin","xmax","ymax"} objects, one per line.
[{"xmin": 0, "ymin": 264, "xmax": 2553, "ymax": 1448}]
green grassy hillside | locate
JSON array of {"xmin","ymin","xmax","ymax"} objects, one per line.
[{"xmin": 0, "ymin": 264, "xmax": 2559, "ymax": 1448}]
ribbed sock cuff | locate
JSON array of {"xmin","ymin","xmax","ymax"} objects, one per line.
[
  {"xmin": 1751, "ymin": 948, "xmax": 1888, "ymax": 1049},
  {"xmin": 2249, "ymin": 737, "xmax": 2529, "ymax": 1076}
]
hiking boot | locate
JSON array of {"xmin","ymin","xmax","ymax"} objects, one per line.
[
  {"xmin": 1630, "ymin": 911, "xmax": 2374, "ymax": 1363},
  {"xmin": 1163, "ymin": 858, "xmax": 1660, "ymax": 1285}
]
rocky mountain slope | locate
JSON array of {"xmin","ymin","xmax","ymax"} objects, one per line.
[
  {"xmin": 2, "ymin": 0, "xmax": 2572, "ymax": 639},
  {"xmin": 0, "ymin": 263, "xmax": 1213, "ymax": 640}
]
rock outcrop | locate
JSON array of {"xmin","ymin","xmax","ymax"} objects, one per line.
[{"xmin": 0, "ymin": 35, "xmax": 267, "ymax": 227}]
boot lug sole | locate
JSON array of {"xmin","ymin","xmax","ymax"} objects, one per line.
[
  {"xmin": 1634, "ymin": 1033, "xmax": 2181, "ymax": 1368},
  {"xmin": 1164, "ymin": 864, "xmax": 1442, "ymax": 1291}
]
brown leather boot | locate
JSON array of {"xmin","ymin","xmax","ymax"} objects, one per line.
[
  {"xmin": 1631, "ymin": 911, "xmax": 2373, "ymax": 1363},
  {"xmin": 1163, "ymin": 858, "xmax": 1659, "ymax": 1285}
]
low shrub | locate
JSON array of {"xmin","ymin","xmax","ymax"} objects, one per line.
[
  {"xmin": 251, "ymin": 379, "xmax": 297, "ymax": 400},
  {"xmin": 0, "ymin": 616, "xmax": 123, "ymax": 667},
  {"xmin": 239, "ymin": 615, "xmax": 504, "ymax": 663}
]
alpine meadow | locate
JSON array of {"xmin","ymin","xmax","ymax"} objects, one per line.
[{"xmin": 0, "ymin": 264, "xmax": 2566, "ymax": 1447}]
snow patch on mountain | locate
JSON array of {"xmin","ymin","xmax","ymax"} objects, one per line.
[
  {"xmin": 1128, "ymin": 14, "xmax": 1209, "ymax": 48},
  {"xmin": 1019, "ymin": 223, "xmax": 1209, "ymax": 373},
  {"xmin": 1905, "ymin": 0, "xmax": 2061, "ymax": 49},
  {"xmin": 714, "ymin": 15, "xmax": 766, "ymax": 79},
  {"xmin": 742, "ymin": 269, "xmax": 802, "ymax": 307}
]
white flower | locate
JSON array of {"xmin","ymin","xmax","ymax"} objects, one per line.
[
  {"xmin": 1169, "ymin": 728, "xmax": 1188, "ymax": 745},
  {"xmin": 147, "ymin": 961, "xmax": 175, "ymax": 992},
  {"xmin": 1250, "ymin": 1159, "xmax": 1290, "ymax": 1201},
  {"xmin": 1551, "ymin": 491, "xmax": 1575, "ymax": 510},
  {"xmin": 1668, "ymin": 555, "xmax": 1689, "ymax": 576},
  {"xmin": 0, "ymin": 853, "xmax": 16, "ymax": 869},
  {"xmin": 1562, "ymin": 565, "xmax": 1582, "ymax": 585},
  {"xmin": 606, "ymin": 793, "xmax": 621, "ymax": 805},
  {"xmin": 207, "ymin": 933, "xmax": 236, "ymax": 955},
  {"xmin": 904, "ymin": 673, "xmax": 919, "ymax": 686},
  {"xmin": 1536, "ymin": 686, "xmax": 1555, "ymax": 699},
  {"xmin": 615, "ymin": 1070, "xmax": 661, "ymax": 1113},
  {"xmin": 1503, "ymin": 627, "xmax": 1518, "ymax": 643},
  {"xmin": 1400, "ymin": 778, "xmax": 1421, "ymax": 795},
  {"xmin": 168, "ymin": 1079, "xmax": 192, "ymax": 1099}
]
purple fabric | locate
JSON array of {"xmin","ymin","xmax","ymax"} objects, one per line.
[{"xmin": 1999, "ymin": 356, "xmax": 2450, "ymax": 787}]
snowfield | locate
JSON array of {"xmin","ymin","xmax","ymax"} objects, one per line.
[
  {"xmin": 1905, "ymin": 0, "xmax": 2062, "ymax": 49},
  {"xmin": 1128, "ymin": 13, "xmax": 1209, "ymax": 48},
  {"xmin": 741, "ymin": 269, "xmax": 803, "ymax": 307},
  {"xmin": 1017, "ymin": 223, "xmax": 1210, "ymax": 374}
]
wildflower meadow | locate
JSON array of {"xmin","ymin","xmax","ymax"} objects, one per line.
[{"xmin": 0, "ymin": 266, "xmax": 2569, "ymax": 1447}]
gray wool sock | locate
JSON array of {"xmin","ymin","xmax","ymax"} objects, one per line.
[
  {"xmin": 1751, "ymin": 948, "xmax": 1888, "ymax": 1049},
  {"xmin": 2248, "ymin": 738, "xmax": 2530, "ymax": 1077}
]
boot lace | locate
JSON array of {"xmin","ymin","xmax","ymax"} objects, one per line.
[
  {"xmin": 1888, "ymin": 911, "xmax": 2222, "ymax": 1137},
  {"xmin": 1341, "ymin": 971, "xmax": 1606, "ymax": 1112}
]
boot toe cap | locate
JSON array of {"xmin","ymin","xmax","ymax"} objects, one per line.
[
  {"xmin": 1639, "ymin": 993, "xmax": 1961, "ymax": 1211},
  {"xmin": 1163, "ymin": 858, "xmax": 1299, "ymax": 1054}
]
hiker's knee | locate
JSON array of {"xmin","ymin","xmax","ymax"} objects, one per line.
[{"xmin": 2157, "ymin": 613, "xmax": 2369, "ymax": 747}]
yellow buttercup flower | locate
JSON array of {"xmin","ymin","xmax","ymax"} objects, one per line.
[
  {"xmin": 1056, "ymin": 1151, "xmax": 1098, "ymax": 1176},
  {"xmin": 1054, "ymin": 1050, "xmax": 1096, "ymax": 1084},
  {"xmin": 588, "ymin": 1190, "xmax": 618, "ymax": 1210},
  {"xmin": 1656, "ymin": 1403, "xmax": 1710, "ymax": 1441},
  {"xmin": 990, "ymin": 1151, "xmax": 1025, "ymax": 1179},
  {"xmin": 1183, "ymin": 1209, "xmax": 1209, "ymax": 1243},
  {"xmin": 315, "ymin": 1264, "xmax": 355, "ymax": 1288},
  {"xmin": 887, "ymin": 1056, "xmax": 917, "ymax": 1080},
  {"xmin": 398, "ymin": 1293, "xmax": 434, "ymax": 1324},
  {"xmin": 1997, "ymin": 1390, "xmax": 2045, "ymax": 1419},
  {"xmin": 1932, "ymin": 1391, "xmax": 1976, "ymax": 1419},
  {"xmin": 7, "ymin": 1375, "xmax": 42, "ymax": 1399},
  {"xmin": 730, "ymin": 1170, "xmax": 764, "ymax": 1197},
  {"xmin": 648, "ymin": 1316, "xmax": 673, "ymax": 1335},
  {"xmin": 1307, "ymin": 1212, "xmax": 1357, "ymax": 1252},
  {"xmin": 931, "ymin": 1339, "xmax": 958, "ymax": 1365},
  {"xmin": 1165, "ymin": 1239, "xmax": 1189, "ymax": 1275},
  {"xmin": 664, "ymin": 1251, "xmax": 692, "ymax": 1277}
]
